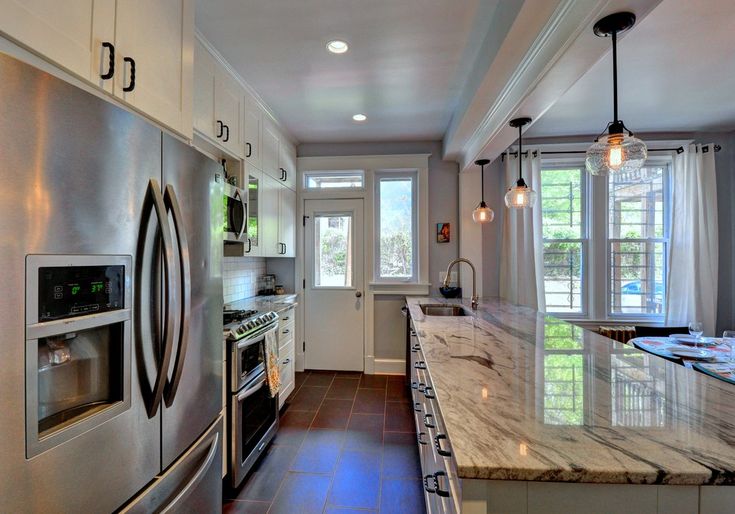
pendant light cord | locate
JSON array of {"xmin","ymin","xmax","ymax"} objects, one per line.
[
  {"xmin": 612, "ymin": 29, "xmax": 619, "ymax": 123},
  {"xmin": 517, "ymin": 124, "xmax": 523, "ymax": 181},
  {"xmin": 480, "ymin": 162, "xmax": 485, "ymax": 203}
]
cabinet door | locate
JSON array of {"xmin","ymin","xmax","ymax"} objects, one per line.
[
  {"xmin": 214, "ymin": 67, "xmax": 242, "ymax": 157},
  {"xmin": 279, "ymin": 139, "xmax": 297, "ymax": 191},
  {"xmin": 193, "ymin": 38, "xmax": 216, "ymax": 140},
  {"xmin": 279, "ymin": 185, "xmax": 296, "ymax": 257},
  {"xmin": 245, "ymin": 165, "xmax": 263, "ymax": 256},
  {"xmin": 243, "ymin": 96, "xmax": 261, "ymax": 168},
  {"xmin": 114, "ymin": 0, "xmax": 193, "ymax": 136},
  {"xmin": 261, "ymin": 174, "xmax": 281, "ymax": 257},
  {"xmin": 261, "ymin": 119, "xmax": 280, "ymax": 181},
  {"xmin": 0, "ymin": 0, "xmax": 97, "ymax": 80}
]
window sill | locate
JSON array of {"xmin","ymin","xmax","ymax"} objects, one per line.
[{"xmin": 368, "ymin": 282, "xmax": 431, "ymax": 296}]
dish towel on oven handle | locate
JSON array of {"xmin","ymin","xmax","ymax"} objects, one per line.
[{"xmin": 265, "ymin": 327, "xmax": 281, "ymax": 397}]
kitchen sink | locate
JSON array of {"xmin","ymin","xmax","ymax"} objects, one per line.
[{"xmin": 420, "ymin": 304, "xmax": 468, "ymax": 316}]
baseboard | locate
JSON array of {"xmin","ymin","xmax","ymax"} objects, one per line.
[{"xmin": 373, "ymin": 358, "xmax": 406, "ymax": 375}]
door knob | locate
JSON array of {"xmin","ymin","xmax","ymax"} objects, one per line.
[{"xmin": 355, "ymin": 291, "xmax": 362, "ymax": 298}]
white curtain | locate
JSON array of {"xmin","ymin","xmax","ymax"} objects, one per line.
[
  {"xmin": 666, "ymin": 144, "xmax": 719, "ymax": 335},
  {"xmin": 500, "ymin": 151, "xmax": 546, "ymax": 310}
]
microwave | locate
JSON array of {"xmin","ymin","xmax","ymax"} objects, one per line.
[{"xmin": 223, "ymin": 182, "xmax": 248, "ymax": 243}]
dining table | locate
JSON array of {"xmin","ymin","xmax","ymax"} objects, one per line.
[{"xmin": 629, "ymin": 335, "xmax": 735, "ymax": 384}]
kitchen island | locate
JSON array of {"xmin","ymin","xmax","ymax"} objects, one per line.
[{"xmin": 406, "ymin": 297, "xmax": 735, "ymax": 514}]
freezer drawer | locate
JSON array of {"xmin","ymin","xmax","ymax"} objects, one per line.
[{"xmin": 120, "ymin": 416, "xmax": 223, "ymax": 514}]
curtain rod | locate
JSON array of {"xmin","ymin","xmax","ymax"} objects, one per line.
[{"xmin": 502, "ymin": 144, "xmax": 721, "ymax": 161}]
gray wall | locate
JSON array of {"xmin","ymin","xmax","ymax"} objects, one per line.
[
  {"xmin": 298, "ymin": 140, "xmax": 460, "ymax": 295},
  {"xmin": 486, "ymin": 132, "xmax": 735, "ymax": 332},
  {"xmin": 481, "ymin": 158, "xmax": 505, "ymax": 297}
]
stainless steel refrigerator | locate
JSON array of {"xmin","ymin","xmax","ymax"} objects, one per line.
[{"xmin": 0, "ymin": 53, "xmax": 224, "ymax": 512}]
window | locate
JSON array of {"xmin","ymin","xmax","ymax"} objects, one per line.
[
  {"xmin": 541, "ymin": 167, "xmax": 586, "ymax": 314},
  {"xmin": 313, "ymin": 213, "xmax": 353, "ymax": 287},
  {"xmin": 304, "ymin": 170, "xmax": 364, "ymax": 190},
  {"xmin": 374, "ymin": 171, "xmax": 417, "ymax": 282},
  {"xmin": 608, "ymin": 166, "xmax": 668, "ymax": 316},
  {"xmin": 539, "ymin": 160, "xmax": 670, "ymax": 321}
]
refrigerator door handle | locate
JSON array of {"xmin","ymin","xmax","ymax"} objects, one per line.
[
  {"xmin": 146, "ymin": 179, "xmax": 177, "ymax": 418},
  {"xmin": 159, "ymin": 431, "xmax": 220, "ymax": 513},
  {"xmin": 163, "ymin": 184, "xmax": 191, "ymax": 407},
  {"xmin": 234, "ymin": 188, "xmax": 247, "ymax": 241}
]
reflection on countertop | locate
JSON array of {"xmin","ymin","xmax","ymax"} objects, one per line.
[
  {"xmin": 406, "ymin": 297, "xmax": 735, "ymax": 485},
  {"xmin": 226, "ymin": 294, "xmax": 298, "ymax": 314}
]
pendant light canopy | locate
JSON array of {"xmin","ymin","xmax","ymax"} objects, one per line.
[
  {"xmin": 586, "ymin": 12, "xmax": 647, "ymax": 176},
  {"xmin": 472, "ymin": 159, "xmax": 494, "ymax": 223},
  {"xmin": 505, "ymin": 117, "xmax": 536, "ymax": 209}
]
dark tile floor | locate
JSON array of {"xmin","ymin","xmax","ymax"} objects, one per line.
[{"xmin": 223, "ymin": 371, "xmax": 426, "ymax": 514}]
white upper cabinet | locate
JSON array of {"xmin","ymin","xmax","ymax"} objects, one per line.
[
  {"xmin": 279, "ymin": 185, "xmax": 296, "ymax": 257},
  {"xmin": 278, "ymin": 139, "xmax": 297, "ymax": 191},
  {"xmin": 193, "ymin": 38, "xmax": 216, "ymax": 140},
  {"xmin": 0, "ymin": 0, "xmax": 194, "ymax": 137},
  {"xmin": 113, "ymin": 0, "xmax": 193, "ymax": 137},
  {"xmin": 213, "ymin": 67, "xmax": 242, "ymax": 157},
  {"xmin": 243, "ymin": 94, "xmax": 261, "ymax": 169},
  {"xmin": 261, "ymin": 118, "xmax": 281, "ymax": 181},
  {"xmin": 261, "ymin": 173, "xmax": 281, "ymax": 257}
]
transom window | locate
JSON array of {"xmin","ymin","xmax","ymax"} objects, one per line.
[
  {"xmin": 374, "ymin": 171, "xmax": 417, "ymax": 282},
  {"xmin": 304, "ymin": 170, "xmax": 364, "ymax": 190}
]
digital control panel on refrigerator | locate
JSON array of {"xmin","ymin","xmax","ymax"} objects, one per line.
[{"xmin": 38, "ymin": 265, "xmax": 125, "ymax": 321}]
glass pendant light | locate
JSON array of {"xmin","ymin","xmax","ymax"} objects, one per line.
[
  {"xmin": 472, "ymin": 159, "xmax": 494, "ymax": 223},
  {"xmin": 504, "ymin": 117, "xmax": 536, "ymax": 209},
  {"xmin": 586, "ymin": 12, "xmax": 647, "ymax": 176}
]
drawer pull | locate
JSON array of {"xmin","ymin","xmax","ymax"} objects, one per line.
[
  {"xmin": 434, "ymin": 471, "xmax": 450, "ymax": 497},
  {"xmin": 413, "ymin": 402, "xmax": 422, "ymax": 412},
  {"xmin": 411, "ymin": 343, "xmax": 421, "ymax": 352},
  {"xmin": 417, "ymin": 432, "xmax": 428, "ymax": 445},
  {"xmin": 282, "ymin": 317, "xmax": 290, "ymax": 321},
  {"xmin": 424, "ymin": 386, "xmax": 435, "ymax": 399},
  {"xmin": 411, "ymin": 381, "xmax": 419, "ymax": 390},
  {"xmin": 282, "ymin": 329, "xmax": 290, "ymax": 334},
  {"xmin": 282, "ymin": 358, "xmax": 290, "ymax": 365},
  {"xmin": 423, "ymin": 413, "xmax": 435, "ymax": 429},
  {"xmin": 414, "ymin": 361, "xmax": 427, "ymax": 370},
  {"xmin": 434, "ymin": 433, "xmax": 451, "ymax": 457},
  {"xmin": 417, "ymin": 382, "xmax": 426, "ymax": 393}
]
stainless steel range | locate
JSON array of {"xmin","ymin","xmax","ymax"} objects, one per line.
[{"xmin": 224, "ymin": 308, "xmax": 280, "ymax": 488}]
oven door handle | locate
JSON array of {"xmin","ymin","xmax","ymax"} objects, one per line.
[
  {"xmin": 237, "ymin": 375, "xmax": 266, "ymax": 402},
  {"xmin": 163, "ymin": 184, "xmax": 191, "ymax": 407},
  {"xmin": 235, "ymin": 324, "xmax": 278, "ymax": 349},
  {"xmin": 234, "ymin": 188, "xmax": 247, "ymax": 241}
]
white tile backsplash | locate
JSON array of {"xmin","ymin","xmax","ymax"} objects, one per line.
[{"xmin": 223, "ymin": 257, "xmax": 266, "ymax": 304}]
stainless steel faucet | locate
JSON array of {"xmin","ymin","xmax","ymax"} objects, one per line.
[{"xmin": 442, "ymin": 258, "xmax": 479, "ymax": 310}]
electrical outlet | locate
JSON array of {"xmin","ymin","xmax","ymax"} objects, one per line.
[{"xmin": 439, "ymin": 271, "xmax": 458, "ymax": 284}]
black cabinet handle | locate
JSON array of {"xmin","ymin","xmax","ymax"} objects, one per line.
[
  {"xmin": 423, "ymin": 413, "xmax": 435, "ymax": 429},
  {"xmin": 246, "ymin": 142, "xmax": 252, "ymax": 158},
  {"xmin": 434, "ymin": 433, "xmax": 451, "ymax": 457},
  {"xmin": 413, "ymin": 402, "xmax": 422, "ymax": 412},
  {"xmin": 123, "ymin": 56, "xmax": 135, "ymax": 92},
  {"xmin": 417, "ymin": 432, "xmax": 428, "ymax": 445},
  {"xmin": 414, "ymin": 361, "xmax": 427, "ymax": 370},
  {"xmin": 216, "ymin": 120, "xmax": 223, "ymax": 138},
  {"xmin": 282, "ymin": 358, "xmax": 290, "ymax": 365},
  {"xmin": 411, "ymin": 343, "xmax": 420, "ymax": 353},
  {"xmin": 101, "ymin": 42, "xmax": 115, "ymax": 79},
  {"xmin": 417, "ymin": 382, "xmax": 426, "ymax": 393},
  {"xmin": 410, "ymin": 381, "xmax": 418, "ymax": 390},
  {"xmin": 246, "ymin": 238, "xmax": 252, "ymax": 253},
  {"xmin": 423, "ymin": 474, "xmax": 436, "ymax": 493},
  {"xmin": 282, "ymin": 243, "xmax": 287, "ymax": 255},
  {"xmin": 284, "ymin": 169, "xmax": 288, "ymax": 182},
  {"xmin": 282, "ymin": 329, "xmax": 290, "ymax": 334},
  {"xmin": 223, "ymin": 124, "xmax": 230, "ymax": 142},
  {"xmin": 424, "ymin": 386, "xmax": 435, "ymax": 399},
  {"xmin": 433, "ymin": 471, "xmax": 450, "ymax": 497},
  {"xmin": 279, "ymin": 168, "xmax": 286, "ymax": 181}
]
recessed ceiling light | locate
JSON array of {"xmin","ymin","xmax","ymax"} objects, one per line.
[
  {"xmin": 326, "ymin": 40, "xmax": 349, "ymax": 54},
  {"xmin": 352, "ymin": 114, "xmax": 367, "ymax": 122}
]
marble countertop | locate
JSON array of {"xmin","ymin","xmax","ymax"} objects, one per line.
[
  {"xmin": 226, "ymin": 294, "xmax": 298, "ymax": 314},
  {"xmin": 407, "ymin": 297, "xmax": 735, "ymax": 485}
]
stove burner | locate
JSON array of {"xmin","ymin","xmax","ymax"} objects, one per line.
[{"xmin": 223, "ymin": 309, "xmax": 258, "ymax": 325}]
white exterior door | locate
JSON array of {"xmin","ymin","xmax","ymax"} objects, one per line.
[{"xmin": 304, "ymin": 199, "xmax": 365, "ymax": 371}]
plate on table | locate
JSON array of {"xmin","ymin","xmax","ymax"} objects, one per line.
[
  {"xmin": 669, "ymin": 346, "xmax": 714, "ymax": 359},
  {"xmin": 669, "ymin": 334, "xmax": 716, "ymax": 346}
]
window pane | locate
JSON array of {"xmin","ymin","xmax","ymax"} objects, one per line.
[
  {"xmin": 314, "ymin": 214, "xmax": 352, "ymax": 287},
  {"xmin": 541, "ymin": 168, "xmax": 583, "ymax": 239},
  {"xmin": 305, "ymin": 171, "xmax": 364, "ymax": 189},
  {"xmin": 609, "ymin": 241, "xmax": 665, "ymax": 315},
  {"xmin": 543, "ymin": 242, "xmax": 582, "ymax": 313},
  {"xmin": 379, "ymin": 177, "xmax": 414, "ymax": 279},
  {"xmin": 609, "ymin": 166, "xmax": 664, "ymax": 238}
]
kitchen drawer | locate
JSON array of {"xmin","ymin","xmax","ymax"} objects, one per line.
[
  {"xmin": 278, "ymin": 307, "xmax": 295, "ymax": 327},
  {"xmin": 278, "ymin": 322, "xmax": 294, "ymax": 342},
  {"xmin": 278, "ymin": 345, "xmax": 295, "ymax": 409}
]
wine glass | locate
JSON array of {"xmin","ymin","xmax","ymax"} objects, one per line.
[
  {"xmin": 689, "ymin": 321, "xmax": 704, "ymax": 348},
  {"xmin": 723, "ymin": 331, "xmax": 735, "ymax": 364}
]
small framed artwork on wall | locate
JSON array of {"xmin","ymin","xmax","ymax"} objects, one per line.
[{"xmin": 437, "ymin": 223, "xmax": 450, "ymax": 243}]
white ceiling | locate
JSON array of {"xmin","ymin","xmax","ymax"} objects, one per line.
[
  {"xmin": 195, "ymin": 0, "xmax": 488, "ymax": 143},
  {"xmin": 526, "ymin": 0, "xmax": 735, "ymax": 138}
]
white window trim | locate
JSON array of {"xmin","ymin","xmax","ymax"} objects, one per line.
[
  {"xmin": 540, "ymin": 153, "xmax": 673, "ymax": 324},
  {"xmin": 303, "ymin": 169, "xmax": 366, "ymax": 192},
  {"xmin": 373, "ymin": 169, "xmax": 419, "ymax": 284}
]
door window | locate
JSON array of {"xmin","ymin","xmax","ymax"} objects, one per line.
[{"xmin": 313, "ymin": 213, "xmax": 353, "ymax": 288}]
